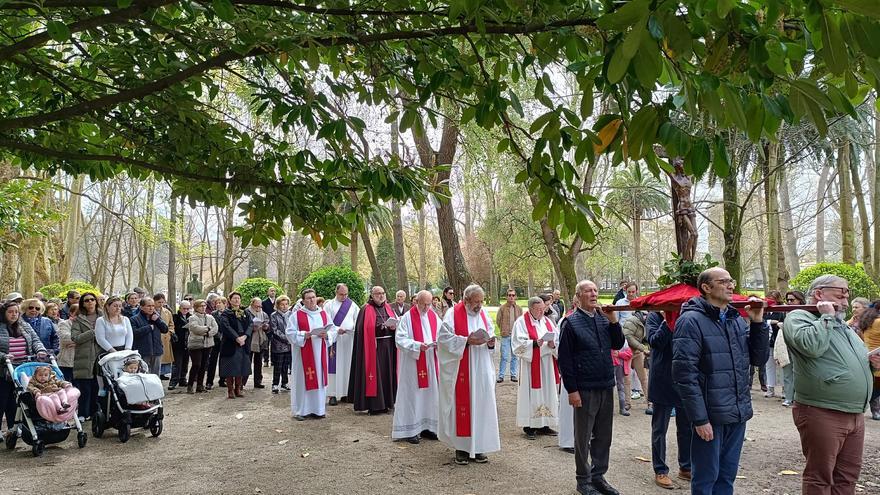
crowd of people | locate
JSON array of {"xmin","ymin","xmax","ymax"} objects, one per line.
[{"xmin": 1, "ymin": 271, "xmax": 879, "ymax": 495}]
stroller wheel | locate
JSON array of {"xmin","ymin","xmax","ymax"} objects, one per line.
[
  {"xmin": 118, "ymin": 423, "xmax": 131, "ymax": 443},
  {"xmin": 149, "ymin": 418, "xmax": 163, "ymax": 438},
  {"xmin": 4, "ymin": 430, "xmax": 16, "ymax": 450},
  {"xmin": 77, "ymin": 432, "xmax": 87, "ymax": 449},
  {"xmin": 92, "ymin": 412, "xmax": 105, "ymax": 438},
  {"xmin": 31, "ymin": 441, "xmax": 44, "ymax": 457}
]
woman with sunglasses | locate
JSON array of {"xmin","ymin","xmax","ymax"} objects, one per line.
[
  {"xmin": 21, "ymin": 298, "xmax": 59, "ymax": 356},
  {"xmin": 0, "ymin": 301, "xmax": 49, "ymax": 437},
  {"xmin": 71, "ymin": 292, "xmax": 103, "ymax": 421}
]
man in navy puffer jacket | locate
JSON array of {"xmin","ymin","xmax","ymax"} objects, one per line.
[{"xmin": 672, "ymin": 267, "xmax": 768, "ymax": 495}]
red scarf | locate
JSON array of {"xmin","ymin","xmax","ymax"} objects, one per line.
[
  {"xmin": 409, "ymin": 305, "xmax": 438, "ymax": 388},
  {"xmin": 363, "ymin": 302, "xmax": 394, "ymax": 397},
  {"xmin": 453, "ymin": 302, "xmax": 490, "ymax": 438},
  {"xmin": 523, "ymin": 315, "xmax": 560, "ymax": 389},
  {"xmin": 296, "ymin": 310, "xmax": 328, "ymax": 391}
]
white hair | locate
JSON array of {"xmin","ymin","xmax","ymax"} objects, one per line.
[
  {"xmin": 575, "ymin": 280, "xmax": 596, "ymax": 295},
  {"xmin": 396, "ymin": 290, "xmax": 406, "ymax": 297},
  {"xmin": 527, "ymin": 296, "xmax": 544, "ymax": 308},
  {"xmin": 462, "ymin": 284, "xmax": 484, "ymax": 301},
  {"xmin": 807, "ymin": 275, "xmax": 848, "ymax": 303}
]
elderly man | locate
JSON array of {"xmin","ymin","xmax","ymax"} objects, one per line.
[
  {"xmin": 349, "ymin": 286, "xmax": 397, "ymax": 414},
  {"xmin": 324, "ymin": 283, "xmax": 360, "ymax": 405},
  {"xmin": 784, "ymin": 275, "xmax": 880, "ymax": 495},
  {"xmin": 552, "ymin": 289, "xmax": 565, "ymax": 318},
  {"xmin": 495, "ymin": 289, "xmax": 522, "ymax": 383},
  {"xmin": 558, "ymin": 280, "xmax": 625, "ymax": 495},
  {"xmin": 287, "ymin": 288, "xmax": 335, "ymax": 420},
  {"xmin": 512, "ymin": 296, "xmax": 559, "ymax": 440},
  {"xmin": 673, "ymin": 268, "xmax": 767, "ymax": 495},
  {"xmin": 391, "ymin": 290, "xmax": 409, "ymax": 317},
  {"xmin": 130, "ymin": 298, "xmax": 170, "ymax": 375},
  {"xmin": 438, "ymin": 284, "xmax": 500, "ymax": 465},
  {"xmin": 392, "ymin": 290, "xmax": 440, "ymax": 444}
]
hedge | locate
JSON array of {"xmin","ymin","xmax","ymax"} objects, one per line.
[
  {"xmin": 233, "ymin": 277, "xmax": 282, "ymax": 303},
  {"xmin": 298, "ymin": 265, "xmax": 366, "ymax": 306},
  {"xmin": 38, "ymin": 281, "xmax": 102, "ymax": 300}
]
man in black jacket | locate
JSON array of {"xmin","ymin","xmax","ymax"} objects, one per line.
[
  {"xmin": 130, "ymin": 298, "xmax": 170, "ymax": 376},
  {"xmin": 672, "ymin": 268, "xmax": 768, "ymax": 495},
  {"xmin": 170, "ymin": 298, "xmax": 192, "ymax": 391},
  {"xmin": 558, "ymin": 280, "xmax": 625, "ymax": 495}
]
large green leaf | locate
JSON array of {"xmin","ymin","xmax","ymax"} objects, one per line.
[
  {"xmin": 820, "ymin": 12, "xmax": 848, "ymax": 75},
  {"xmin": 832, "ymin": 0, "xmax": 880, "ymax": 17},
  {"xmin": 597, "ymin": 0, "xmax": 650, "ymax": 31}
]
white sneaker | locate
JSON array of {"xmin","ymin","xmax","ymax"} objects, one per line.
[
  {"xmin": 631, "ymin": 391, "xmax": 642, "ymax": 400},
  {"xmin": 272, "ymin": 385, "xmax": 279, "ymax": 394},
  {"xmin": 764, "ymin": 387, "xmax": 776, "ymax": 398}
]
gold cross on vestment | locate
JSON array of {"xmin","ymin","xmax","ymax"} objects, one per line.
[
  {"xmin": 306, "ymin": 368, "xmax": 315, "ymax": 380},
  {"xmin": 419, "ymin": 370, "xmax": 427, "ymax": 379}
]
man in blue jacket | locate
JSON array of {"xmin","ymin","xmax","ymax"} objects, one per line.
[
  {"xmin": 559, "ymin": 280, "xmax": 625, "ymax": 495},
  {"xmin": 647, "ymin": 311, "xmax": 691, "ymax": 489},
  {"xmin": 130, "ymin": 297, "xmax": 170, "ymax": 376},
  {"xmin": 672, "ymin": 267, "xmax": 768, "ymax": 495}
]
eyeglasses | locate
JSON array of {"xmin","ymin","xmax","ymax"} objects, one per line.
[
  {"xmin": 816, "ymin": 286, "xmax": 849, "ymax": 295},
  {"xmin": 82, "ymin": 299, "xmax": 96, "ymax": 303},
  {"xmin": 183, "ymin": 297, "xmax": 193, "ymax": 301},
  {"xmin": 786, "ymin": 298, "xmax": 797, "ymax": 303},
  {"xmin": 712, "ymin": 278, "xmax": 737, "ymax": 287},
  {"xmin": 27, "ymin": 306, "xmax": 40, "ymax": 310}
]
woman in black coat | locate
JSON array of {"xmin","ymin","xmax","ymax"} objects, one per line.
[{"xmin": 217, "ymin": 292, "xmax": 252, "ymax": 399}]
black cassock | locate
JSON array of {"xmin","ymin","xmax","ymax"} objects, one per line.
[{"xmin": 348, "ymin": 300, "xmax": 397, "ymax": 412}]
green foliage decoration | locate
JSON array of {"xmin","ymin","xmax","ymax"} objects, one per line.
[
  {"xmin": 790, "ymin": 262, "xmax": 879, "ymax": 304},
  {"xmin": 234, "ymin": 277, "xmax": 282, "ymax": 303},
  {"xmin": 38, "ymin": 281, "xmax": 102, "ymax": 300},
  {"xmin": 657, "ymin": 253, "xmax": 720, "ymax": 288},
  {"xmin": 298, "ymin": 265, "xmax": 366, "ymax": 306}
]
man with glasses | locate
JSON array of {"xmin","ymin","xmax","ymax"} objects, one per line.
[
  {"xmin": 672, "ymin": 267, "xmax": 768, "ymax": 495},
  {"xmin": 60, "ymin": 290, "xmax": 80, "ymax": 320},
  {"xmin": 495, "ymin": 289, "xmax": 522, "ymax": 383},
  {"xmin": 784, "ymin": 275, "xmax": 880, "ymax": 495}
]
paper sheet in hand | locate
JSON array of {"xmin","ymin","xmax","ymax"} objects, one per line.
[
  {"xmin": 384, "ymin": 317, "xmax": 399, "ymax": 329},
  {"xmin": 541, "ymin": 332, "xmax": 556, "ymax": 342},
  {"xmin": 309, "ymin": 323, "xmax": 333, "ymax": 336},
  {"xmin": 471, "ymin": 328, "xmax": 490, "ymax": 340},
  {"xmin": 869, "ymin": 347, "xmax": 880, "ymax": 357}
]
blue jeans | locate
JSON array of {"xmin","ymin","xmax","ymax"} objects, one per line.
[
  {"xmin": 497, "ymin": 336, "xmax": 517, "ymax": 379},
  {"xmin": 690, "ymin": 421, "xmax": 746, "ymax": 495},
  {"xmin": 651, "ymin": 404, "xmax": 692, "ymax": 474}
]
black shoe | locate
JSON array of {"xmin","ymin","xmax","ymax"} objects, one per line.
[
  {"xmin": 205, "ymin": 384, "xmax": 213, "ymax": 391},
  {"xmin": 160, "ymin": 374, "xmax": 170, "ymax": 381},
  {"xmin": 368, "ymin": 409, "xmax": 389, "ymax": 415},
  {"xmin": 329, "ymin": 397, "xmax": 338, "ymax": 406},
  {"xmin": 510, "ymin": 376, "xmax": 518, "ymax": 382},
  {"xmin": 168, "ymin": 384, "xmax": 176, "ymax": 390},
  {"xmin": 592, "ymin": 477, "xmax": 620, "ymax": 495},
  {"xmin": 420, "ymin": 430, "xmax": 438, "ymax": 440},
  {"xmin": 496, "ymin": 377, "xmax": 504, "ymax": 383},
  {"xmin": 523, "ymin": 427, "xmax": 537, "ymax": 440},
  {"xmin": 406, "ymin": 435, "xmax": 420, "ymax": 444},
  {"xmin": 576, "ymin": 482, "xmax": 601, "ymax": 495},
  {"xmin": 254, "ymin": 384, "xmax": 265, "ymax": 389},
  {"xmin": 561, "ymin": 447, "xmax": 575, "ymax": 454},
  {"xmin": 281, "ymin": 384, "xmax": 290, "ymax": 391},
  {"xmin": 473, "ymin": 453, "xmax": 488, "ymax": 463},
  {"xmin": 454, "ymin": 450, "xmax": 469, "ymax": 465},
  {"xmin": 219, "ymin": 380, "xmax": 226, "ymax": 387},
  {"xmin": 539, "ymin": 426, "xmax": 558, "ymax": 436}
]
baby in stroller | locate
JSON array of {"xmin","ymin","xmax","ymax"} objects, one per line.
[
  {"xmin": 121, "ymin": 356, "xmax": 151, "ymax": 409},
  {"xmin": 27, "ymin": 366, "xmax": 80, "ymax": 421}
]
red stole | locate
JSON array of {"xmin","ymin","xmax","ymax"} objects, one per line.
[
  {"xmin": 453, "ymin": 302, "xmax": 490, "ymax": 438},
  {"xmin": 363, "ymin": 302, "xmax": 394, "ymax": 397},
  {"xmin": 409, "ymin": 306, "xmax": 438, "ymax": 388},
  {"xmin": 523, "ymin": 316, "xmax": 560, "ymax": 389},
  {"xmin": 296, "ymin": 310, "xmax": 329, "ymax": 391}
]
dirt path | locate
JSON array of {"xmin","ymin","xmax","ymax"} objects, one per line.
[{"xmin": 4, "ymin": 370, "xmax": 879, "ymax": 494}]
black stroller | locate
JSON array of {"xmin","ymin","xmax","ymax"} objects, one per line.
[{"xmin": 92, "ymin": 350, "xmax": 164, "ymax": 443}]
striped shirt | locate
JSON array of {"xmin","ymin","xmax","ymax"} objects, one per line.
[{"xmin": 8, "ymin": 337, "xmax": 26, "ymax": 358}]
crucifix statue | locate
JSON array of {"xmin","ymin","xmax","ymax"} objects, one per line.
[{"xmin": 667, "ymin": 157, "xmax": 698, "ymax": 262}]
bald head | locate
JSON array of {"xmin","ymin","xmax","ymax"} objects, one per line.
[{"xmin": 415, "ymin": 290, "xmax": 433, "ymax": 312}]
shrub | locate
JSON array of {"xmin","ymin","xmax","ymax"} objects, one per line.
[
  {"xmin": 656, "ymin": 253, "xmax": 720, "ymax": 287},
  {"xmin": 234, "ymin": 277, "xmax": 282, "ymax": 303},
  {"xmin": 790, "ymin": 263, "xmax": 879, "ymax": 307},
  {"xmin": 298, "ymin": 265, "xmax": 366, "ymax": 306},
  {"xmin": 38, "ymin": 281, "xmax": 102, "ymax": 300}
]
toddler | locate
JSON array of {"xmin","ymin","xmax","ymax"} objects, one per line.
[
  {"xmin": 28, "ymin": 365, "xmax": 81, "ymax": 422},
  {"xmin": 122, "ymin": 357, "xmax": 152, "ymax": 409}
]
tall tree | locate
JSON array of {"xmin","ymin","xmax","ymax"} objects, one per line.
[
  {"xmin": 850, "ymin": 143, "xmax": 872, "ymax": 276},
  {"xmin": 838, "ymin": 138, "xmax": 856, "ymax": 264},
  {"xmin": 167, "ymin": 197, "xmax": 178, "ymax": 305},
  {"xmin": 776, "ymin": 162, "xmax": 800, "ymax": 277},
  {"xmin": 816, "ymin": 158, "xmax": 833, "ymax": 263},
  {"xmin": 389, "ymin": 118, "xmax": 409, "ymax": 292}
]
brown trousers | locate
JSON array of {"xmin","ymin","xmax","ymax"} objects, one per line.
[{"xmin": 792, "ymin": 402, "xmax": 865, "ymax": 495}]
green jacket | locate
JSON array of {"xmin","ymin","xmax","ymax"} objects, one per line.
[
  {"xmin": 783, "ymin": 310, "xmax": 872, "ymax": 414},
  {"xmin": 71, "ymin": 315, "xmax": 101, "ymax": 380}
]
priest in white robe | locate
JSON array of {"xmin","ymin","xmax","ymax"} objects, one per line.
[
  {"xmin": 392, "ymin": 290, "xmax": 440, "ymax": 444},
  {"xmin": 286, "ymin": 288, "xmax": 336, "ymax": 420},
  {"xmin": 438, "ymin": 284, "xmax": 500, "ymax": 465},
  {"xmin": 512, "ymin": 296, "xmax": 560, "ymax": 439},
  {"xmin": 323, "ymin": 283, "xmax": 360, "ymax": 406},
  {"xmin": 558, "ymin": 298, "xmax": 577, "ymax": 453}
]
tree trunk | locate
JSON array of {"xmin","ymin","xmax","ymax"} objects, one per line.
[
  {"xmin": 874, "ymin": 107, "xmax": 880, "ymax": 278},
  {"xmin": 722, "ymin": 166, "xmax": 742, "ymax": 289},
  {"xmin": 58, "ymin": 175, "xmax": 84, "ymax": 282},
  {"xmin": 764, "ymin": 142, "xmax": 779, "ymax": 291},
  {"xmin": 350, "ymin": 228, "xmax": 359, "ymax": 272},
  {"xmin": 359, "ymin": 225, "xmax": 384, "ymax": 288},
  {"xmin": 849, "ymin": 144, "xmax": 872, "ymax": 276},
  {"xmin": 777, "ymin": 162, "xmax": 799, "ymax": 277},
  {"xmin": 417, "ymin": 207, "xmax": 427, "ymax": 290},
  {"xmin": 632, "ymin": 213, "xmax": 641, "ymax": 288},
  {"xmin": 0, "ymin": 251, "xmax": 17, "ymax": 295},
  {"xmin": 167, "ymin": 198, "xmax": 178, "ymax": 306},
  {"xmin": 838, "ymin": 138, "xmax": 856, "ymax": 264},
  {"xmin": 412, "ymin": 115, "xmax": 471, "ymax": 295},
  {"xmin": 19, "ymin": 236, "xmax": 38, "ymax": 296},
  {"xmin": 816, "ymin": 158, "xmax": 831, "ymax": 263},
  {"xmin": 391, "ymin": 201, "xmax": 408, "ymax": 292},
  {"xmin": 223, "ymin": 202, "xmax": 236, "ymax": 295}
]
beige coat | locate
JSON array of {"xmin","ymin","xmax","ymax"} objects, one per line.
[
  {"xmin": 495, "ymin": 302, "xmax": 523, "ymax": 338},
  {"xmin": 160, "ymin": 307, "xmax": 175, "ymax": 364}
]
